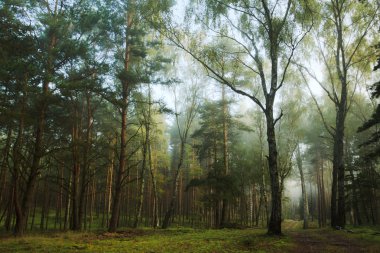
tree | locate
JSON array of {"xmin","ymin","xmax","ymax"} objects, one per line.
[
  {"xmin": 159, "ymin": 0, "xmax": 314, "ymax": 234},
  {"xmin": 296, "ymin": 145, "xmax": 309, "ymax": 229},
  {"xmin": 299, "ymin": 0, "xmax": 378, "ymax": 228},
  {"xmin": 190, "ymin": 96, "xmax": 234, "ymax": 228},
  {"xmin": 0, "ymin": 0, "xmax": 111, "ymax": 235},
  {"xmin": 161, "ymin": 84, "xmax": 199, "ymax": 229},
  {"xmin": 357, "ymin": 39, "xmax": 380, "ymax": 159},
  {"xmin": 107, "ymin": 0, "xmax": 172, "ymax": 232},
  {"xmin": 0, "ymin": 1, "xmax": 37, "ymax": 234}
]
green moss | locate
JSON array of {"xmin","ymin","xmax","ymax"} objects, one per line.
[{"xmin": 0, "ymin": 226, "xmax": 379, "ymax": 253}]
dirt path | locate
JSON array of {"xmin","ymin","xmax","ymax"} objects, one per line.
[{"xmin": 289, "ymin": 230, "xmax": 377, "ymax": 253}]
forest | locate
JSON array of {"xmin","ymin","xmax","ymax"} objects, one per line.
[{"xmin": 0, "ymin": 0, "xmax": 379, "ymax": 252}]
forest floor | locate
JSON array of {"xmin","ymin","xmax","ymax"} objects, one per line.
[
  {"xmin": 0, "ymin": 220, "xmax": 379, "ymax": 252},
  {"xmin": 284, "ymin": 220, "xmax": 380, "ymax": 253}
]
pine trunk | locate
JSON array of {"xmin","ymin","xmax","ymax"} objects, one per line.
[
  {"xmin": 108, "ymin": 9, "xmax": 132, "ymax": 232},
  {"xmin": 296, "ymin": 145, "xmax": 308, "ymax": 229},
  {"xmin": 162, "ymin": 141, "xmax": 186, "ymax": 229}
]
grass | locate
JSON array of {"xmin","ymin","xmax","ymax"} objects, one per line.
[
  {"xmin": 0, "ymin": 228, "xmax": 292, "ymax": 253},
  {"xmin": 0, "ymin": 221, "xmax": 379, "ymax": 253}
]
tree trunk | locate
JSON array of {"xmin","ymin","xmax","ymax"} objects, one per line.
[
  {"xmin": 108, "ymin": 9, "xmax": 132, "ymax": 232},
  {"xmin": 220, "ymin": 85, "xmax": 229, "ymax": 227},
  {"xmin": 330, "ymin": 0, "xmax": 350, "ymax": 229},
  {"xmin": 0, "ymin": 127, "xmax": 12, "ymax": 206},
  {"xmin": 133, "ymin": 125, "xmax": 148, "ymax": 228},
  {"xmin": 78, "ymin": 93, "xmax": 93, "ymax": 230},
  {"xmin": 266, "ymin": 108, "xmax": 282, "ymax": 235},
  {"xmin": 64, "ymin": 173, "xmax": 72, "ymax": 231},
  {"xmin": 332, "ymin": 103, "xmax": 346, "ymax": 228},
  {"xmin": 70, "ymin": 112, "xmax": 81, "ymax": 231},
  {"xmin": 108, "ymin": 104, "xmax": 127, "ymax": 232},
  {"xmin": 296, "ymin": 144, "xmax": 308, "ymax": 229},
  {"xmin": 148, "ymin": 107, "xmax": 159, "ymax": 228},
  {"xmin": 256, "ymin": 117, "xmax": 268, "ymax": 227},
  {"xmin": 347, "ymin": 141, "xmax": 361, "ymax": 226},
  {"xmin": 13, "ymin": 105, "xmax": 25, "ymax": 236},
  {"xmin": 40, "ymin": 175, "xmax": 49, "ymax": 230},
  {"xmin": 161, "ymin": 87, "xmax": 197, "ymax": 229},
  {"xmin": 14, "ymin": 29, "xmax": 57, "ymax": 236},
  {"xmin": 13, "ymin": 80, "xmax": 27, "ymax": 236},
  {"xmin": 162, "ymin": 141, "xmax": 186, "ymax": 229}
]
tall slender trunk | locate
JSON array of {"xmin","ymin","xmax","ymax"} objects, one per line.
[
  {"xmin": 108, "ymin": 105, "xmax": 127, "ymax": 232},
  {"xmin": 40, "ymin": 174, "xmax": 49, "ymax": 230},
  {"xmin": 346, "ymin": 141, "xmax": 361, "ymax": 226},
  {"xmin": 330, "ymin": 0, "xmax": 350, "ymax": 229},
  {"xmin": 317, "ymin": 164, "xmax": 322, "ymax": 228},
  {"xmin": 149, "ymin": 145, "xmax": 159, "ymax": 228},
  {"xmin": 89, "ymin": 177, "xmax": 95, "ymax": 230},
  {"xmin": 103, "ymin": 140, "xmax": 115, "ymax": 227},
  {"xmin": 109, "ymin": 11, "xmax": 132, "ymax": 232},
  {"xmin": 266, "ymin": 106, "xmax": 281, "ymax": 235},
  {"xmin": 13, "ymin": 100, "xmax": 25, "ymax": 235},
  {"xmin": 320, "ymin": 158, "xmax": 327, "ymax": 226},
  {"xmin": 13, "ymin": 78, "xmax": 28, "ymax": 236},
  {"xmin": 14, "ymin": 17, "xmax": 57, "ymax": 235},
  {"xmin": 78, "ymin": 93, "xmax": 93, "ymax": 230},
  {"xmin": 4, "ymin": 185, "xmax": 15, "ymax": 231},
  {"xmin": 162, "ymin": 140, "xmax": 186, "ymax": 229},
  {"xmin": 333, "ymin": 103, "xmax": 346, "ymax": 228},
  {"xmin": 349, "ymin": 167, "xmax": 361, "ymax": 225},
  {"xmin": 70, "ymin": 107, "xmax": 81, "ymax": 231},
  {"xmin": 161, "ymin": 87, "xmax": 197, "ymax": 229},
  {"xmin": 0, "ymin": 127, "xmax": 12, "ymax": 205},
  {"xmin": 265, "ymin": 23, "xmax": 282, "ymax": 235},
  {"xmin": 133, "ymin": 125, "xmax": 148, "ymax": 228},
  {"xmin": 256, "ymin": 118, "xmax": 268, "ymax": 227},
  {"xmin": 221, "ymin": 85, "xmax": 228, "ymax": 227},
  {"xmin": 145, "ymin": 87, "xmax": 159, "ymax": 228},
  {"xmin": 64, "ymin": 173, "xmax": 71, "ymax": 231},
  {"xmin": 296, "ymin": 144, "xmax": 308, "ymax": 229}
]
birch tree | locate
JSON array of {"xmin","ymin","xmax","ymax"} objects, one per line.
[
  {"xmin": 299, "ymin": 0, "xmax": 379, "ymax": 228},
  {"xmin": 159, "ymin": 0, "xmax": 315, "ymax": 234}
]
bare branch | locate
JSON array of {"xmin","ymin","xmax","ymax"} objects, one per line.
[
  {"xmin": 299, "ymin": 68, "xmax": 335, "ymax": 137},
  {"xmin": 274, "ymin": 109, "xmax": 283, "ymax": 126},
  {"xmin": 295, "ymin": 62, "xmax": 338, "ymax": 105},
  {"xmin": 279, "ymin": 0, "xmax": 292, "ymax": 31},
  {"xmin": 163, "ymin": 26, "xmax": 266, "ymax": 111},
  {"xmin": 215, "ymin": 0, "xmax": 268, "ymax": 31},
  {"xmin": 315, "ymin": 35, "xmax": 340, "ymax": 102},
  {"xmin": 346, "ymin": 8, "xmax": 379, "ymax": 68}
]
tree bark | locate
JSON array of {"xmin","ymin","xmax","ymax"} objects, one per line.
[
  {"xmin": 78, "ymin": 93, "xmax": 93, "ymax": 230},
  {"xmin": 256, "ymin": 117, "xmax": 268, "ymax": 227},
  {"xmin": 333, "ymin": 102, "xmax": 346, "ymax": 228},
  {"xmin": 108, "ymin": 8, "xmax": 132, "ymax": 232},
  {"xmin": 220, "ymin": 85, "xmax": 229, "ymax": 227},
  {"xmin": 103, "ymin": 139, "xmax": 115, "ymax": 227},
  {"xmin": 133, "ymin": 125, "xmax": 148, "ymax": 228},
  {"xmin": 266, "ymin": 107, "xmax": 282, "ymax": 235},
  {"xmin": 70, "ymin": 108, "xmax": 81, "ymax": 231},
  {"xmin": 0, "ymin": 127, "xmax": 12, "ymax": 206},
  {"xmin": 162, "ymin": 140, "xmax": 186, "ymax": 229},
  {"xmin": 108, "ymin": 105, "xmax": 127, "ymax": 232},
  {"xmin": 296, "ymin": 144, "xmax": 308, "ymax": 229},
  {"xmin": 13, "ymin": 100, "xmax": 25, "ymax": 236}
]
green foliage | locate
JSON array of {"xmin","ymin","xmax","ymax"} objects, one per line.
[
  {"xmin": 357, "ymin": 39, "xmax": 380, "ymax": 159},
  {"xmin": 187, "ymin": 172, "xmax": 241, "ymax": 204}
]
